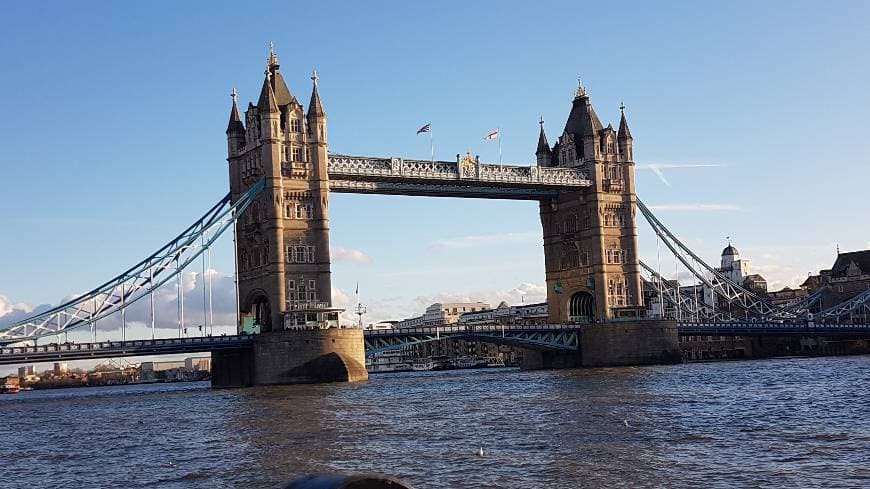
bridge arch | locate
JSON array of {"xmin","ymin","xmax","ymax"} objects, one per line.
[
  {"xmin": 568, "ymin": 290, "xmax": 594, "ymax": 323},
  {"xmin": 242, "ymin": 289, "xmax": 272, "ymax": 333}
]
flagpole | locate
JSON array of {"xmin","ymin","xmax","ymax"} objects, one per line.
[
  {"xmin": 429, "ymin": 124, "xmax": 434, "ymax": 163},
  {"xmin": 498, "ymin": 127, "xmax": 502, "ymax": 166}
]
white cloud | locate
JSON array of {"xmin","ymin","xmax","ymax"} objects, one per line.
[
  {"xmin": 331, "ymin": 246, "xmax": 371, "ymax": 264},
  {"xmin": 430, "ymin": 232, "xmax": 540, "ymax": 250},
  {"xmin": 0, "ymin": 269, "xmax": 240, "ymax": 335},
  {"xmin": 0, "ymin": 294, "xmax": 32, "ymax": 318},
  {"xmin": 646, "ymin": 203, "xmax": 741, "ymax": 212}
]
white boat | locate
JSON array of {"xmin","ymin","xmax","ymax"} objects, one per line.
[
  {"xmin": 453, "ymin": 356, "xmax": 479, "ymax": 369},
  {"xmin": 369, "ymin": 362, "xmax": 412, "ymax": 373},
  {"xmin": 367, "ymin": 351, "xmax": 413, "ymax": 373},
  {"xmin": 482, "ymin": 356, "xmax": 506, "ymax": 368},
  {"xmin": 411, "ymin": 359, "xmax": 434, "ymax": 371}
]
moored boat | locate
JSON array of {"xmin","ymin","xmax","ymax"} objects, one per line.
[
  {"xmin": 411, "ymin": 359, "xmax": 434, "ymax": 371},
  {"xmin": 482, "ymin": 356, "xmax": 506, "ymax": 368},
  {"xmin": 453, "ymin": 356, "xmax": 479, "ymax": 369}
]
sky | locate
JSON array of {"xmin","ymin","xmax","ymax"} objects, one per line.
[{"xmin": 1, "ymin": 1, "xmax": 869, "ymax": 373}]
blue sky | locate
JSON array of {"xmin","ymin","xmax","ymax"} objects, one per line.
[{"xmin": 1, "ymin": 0, "xmax": 868, "ymax": 347}]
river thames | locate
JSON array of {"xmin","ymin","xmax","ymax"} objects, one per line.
[{"xmin": 2, "ymin": 355, "xmax": 869, "ymax": 488}]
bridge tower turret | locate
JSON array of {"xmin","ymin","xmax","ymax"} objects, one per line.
[
  {"xmin": 226, "ymin": 88, "xmax": 245, "ymax": 158},
  {"xmin": 536, "ymin": 116, "xmax": 552, "ymax": 167},
  {"xmin": 540, "ymin": 82, "xmax": 644, "ymax": 323},
  {"xmin": 617, "ymin": 103, "xmax": 633, "ymax": 161}
]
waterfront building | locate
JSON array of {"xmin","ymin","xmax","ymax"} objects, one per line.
[
  {"xmin": 767, "ymin": 286, "xmax": 808, "ymax": 307},
  {"xmin": 53, "ymin": 362, "xmax": 68, "ymax": 377},
  {"xmin": 642, "ymin": 279, "xmax": 680, "ymax": 319},
  {"xmin": 395, "ymin": 302, "xmax": 491, "ymax": 329},
  {"xmin": 366, "ymin": 321, "xmax": 395, "ymax": 331},
  {"xmin": 185, "ymin": 357, "xmax": 211, "ymax": 371},
  {"xmin": 459, "ymin": 301, "xmax": 549, "ymax": 325},
  {"xmin": 140, "ymin": 361, "xmax": 186, "ymax": 374},
  {"xmin": 716, "ymin": 243, "xmax": 767, "ymax": 294},
  {"xmin": 18, "ymin": 365, "xmax": 34, "ymax": 378},
  {"xmin": 822, "ymin": 249, "xmax": 870, "ymax": 312}
]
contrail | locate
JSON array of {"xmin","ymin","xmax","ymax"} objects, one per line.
[{"xmin": 636, "ymin": 163, "xmax": 724, "ymax": 186}]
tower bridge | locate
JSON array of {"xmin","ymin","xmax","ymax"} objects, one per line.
[{"xmin": 2, "ymin": 47, "xmax": 869, "ymax": 385}]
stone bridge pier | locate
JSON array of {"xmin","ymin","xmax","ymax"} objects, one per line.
[{"xmin": 520, "ymin": 321, "xmax": 681, "ymax": 370}]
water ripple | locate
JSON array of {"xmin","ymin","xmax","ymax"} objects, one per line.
[{"xmin": 1, "ymin": 356, "xmax": 869, "ymax": 488}]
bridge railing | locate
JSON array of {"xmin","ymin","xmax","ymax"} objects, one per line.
[
  {"xmin": 677, "ymin": 322, "xmax": 870, "ymax": 332},
  {"xmin": 363, "ymin": 323, "xmax": 579, "ymax": 336}
]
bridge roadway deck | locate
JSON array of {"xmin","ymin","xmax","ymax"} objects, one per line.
[
  {"xmin": 0, "ymin": 335, "xmax": 253, "ymax": 365},
  {"xmin": 677, "ymin": 322, "xmax": 870, "ymax": 336},
  {"xmin": 2, "ymin": 323, "xmax": 868, "ymax": 365}
]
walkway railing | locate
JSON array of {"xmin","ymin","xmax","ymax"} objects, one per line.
[
  {"xmin": 677, "ymin": 322, "xmax": 870, "ymax": 335},
  {"xmin": 363, "ymin": 323, "xmax": 580, "ymax": 337}
]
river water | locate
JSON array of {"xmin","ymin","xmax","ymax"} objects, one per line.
[{"xmin": 2, "ymin": 355, "xmax": 869, "ymax": 488}]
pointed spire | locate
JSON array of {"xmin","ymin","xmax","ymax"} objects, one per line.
[
  {"xmin": 574, "ymin": 77, "xmax": 587, "ymax": 100},
  {"xmin": 618, "ymin": 101, "xmax": 632, "ymax": 140},
  {"xmin": 257, "ymin": 70, "xmax": 279, "ymax": 113},
  {"xmin": 563, "ymin": 78, "xmax": 603, "ymax": 138},
  {"xmin": 226, "ymin": 88, "xmax": 244, "ymax": 134},
  {"xmin": 267, "ymin": 41, "xmax": 278, "ymax": 68},
  {"xmin": 307, "ymin": 70, "xmax": 325, "ymax": 119},
  {"xmin": 264, "ymin": 43, "xmax": 296, "ymax": 107},
  {"xmin": 536, "ymin": 115, "xmax": 550, "ymax": 155}
]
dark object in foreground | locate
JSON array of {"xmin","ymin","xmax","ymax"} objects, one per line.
[{"xmin": 285, "ymin": 474, "xmax": 414, "ymax": 489}]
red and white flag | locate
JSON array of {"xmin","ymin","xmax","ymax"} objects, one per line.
[
  {"xmin": 417, "ymin": 123, "xmax": 431, "ymax": 135},
  {"xmin": 484, "ymin": 128, "xmax": 499, "ymax": 141}
]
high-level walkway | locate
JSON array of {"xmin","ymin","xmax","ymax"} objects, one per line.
[{"xmin": 327, "ymin": 154, "xmax": 590, "ymax": 199}]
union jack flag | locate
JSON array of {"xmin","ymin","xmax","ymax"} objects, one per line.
[{"xmin": 416, "ymin": 123, "xmax": 431, "ymax": 135}]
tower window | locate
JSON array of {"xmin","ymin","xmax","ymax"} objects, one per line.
[
  {"xmin": 287, "ymin": 245, "xmax": 316, "ymax": 263},
  {"xmin": 565, "ymin": 214, "xmax": 578, "ymax": 233},
  {"xmin": 292, "ymin": 146, "xmax": 302, "ymax": 161}
]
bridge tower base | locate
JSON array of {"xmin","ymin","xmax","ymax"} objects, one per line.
[
  {"xmin": 579, "ymin": 320, "xmax": 681, "ymax": 367},
  {"xmin": 211, "ymin": 329, "xmax": 368, "ymax": 388},
  {"xmin": 520, "ymin": 320, "xmax": 680, "ymax": 370}
]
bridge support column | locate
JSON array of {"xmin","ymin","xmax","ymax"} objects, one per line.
[
  {"xmin": 212, "ymin": 329, "xmax": 368, "ymax": 388},
  {"xmin": 519, "ymin": 320, "xmax": 680, "ymax": 370},
  {"xmin": 579, "ymin": 320, "xmax": 681, "ymax": 367}
]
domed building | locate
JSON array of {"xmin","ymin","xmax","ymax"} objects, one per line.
[{"xmin": 716, "ymin": 241, "xmax": 767, "ymax": 294}]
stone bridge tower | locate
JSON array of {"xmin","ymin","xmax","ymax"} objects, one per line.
[
  {"xmin": 226, "ymin": 48, "xmax": 336, "ymax": 333},
  {"xmin": 538, "ymin": 83, "xmax": 644, "ymax": 323},
  {"xmin": 216, "ymin": 48, "xmax": 366, "ymax": 387}
]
